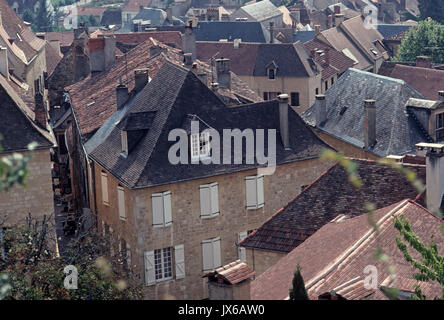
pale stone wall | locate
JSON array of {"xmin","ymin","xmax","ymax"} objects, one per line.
[
  {"xmin": 245, "ymin": 248, "xmax": 286, "ymax": 277},
  {"xmin": 94, "ymin": 157, "xmax": 334, "ymax": 299},
  {"xmin": 0, "ymin": 149, "xmax": 54, "ymax": 226}
]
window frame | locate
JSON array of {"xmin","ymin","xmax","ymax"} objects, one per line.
[
  {"xmin": 268, "ymin": 68, "xmax": 276, "ymax": 80},
  {"xmin": 290, "ymin": 92, "xmax": 300, "ymax": 107},
  {"xmin": 154, "ymin": 247, "xmax": 173, "ymax": 282},
  {"xmin": 191, "ymin": 131, "xmax": 211, "ymax": 161},
  {"xmin": 436, "ymin": 113, "xmax": 444, "ymax": 141}
]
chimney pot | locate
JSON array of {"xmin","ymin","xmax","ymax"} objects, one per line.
[
  {"xmin": 334, "ymin": 5, "xmax": 341, "ymax": 15},
  {"xmin": 314, "ymin": 24, "xmax": 321, "ymax": 36},
  {"xmin": 184, "ymin": 53, "xmax": 193, "ymax": 66},
  {"xmin": 364, "ymin": 99, "xmax": 376, "ymax": 148},
  {"xmin": 315, "ymin": 94, "xmax": 326, "ymax": 127},
  {"xmin": 439, "ymin": 91, "xmax": 444, "ymax": 102},
  {"xmin": 334, "ymin": 14, "xmax": 345, "ymax": 26},
  {"xmin": 116, "ymin": 84, "xmax": 129, "ymax": 110},
  {"xmin": 215, "ymin": 58, "xmax": 231, "ymax": 89},
  {"xmin": 211, "ymin": 82, "xmax": 219, "ymax": 91},
  {"xmin": 278, "ymin": 94, "xmax": 290, "ymax": 149},
  {"xmin": 134, "ymin": 68, "xmax": 149, "ymax": 91}
]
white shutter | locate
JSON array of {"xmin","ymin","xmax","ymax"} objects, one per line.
[
  {"xmin": 245, "ymin": 176, "xmax": 257, "ymax": 209},
  {"xmin": 212, "ymin": 237, "xmax": 221, "ymax": 268},
  {"xmin": 257, "ymin": 175, "xmax": 264, "ymax": 208},
  {"xmin": 210, "ymin": 183, "xmax": 219, "ymax": 215},
  {"xmin": 152, "ymin": 193, "xmax": 164, "ymax": 227},
  {"xmin": 202, "ymin": 240, "xmax": 213, "ymax": 272},
  {"xmin": 117, "ymin": 186, "xmax": 126, "ymax": 219},
  {"xmin": 126, "ymin": 243, "xmax": 131, "ymax": 268},
  {"xmin": 238, "ymin": 231, "xmax": 248, "ymax": 262},
  {"xmin": 174, "ymin": 244, "xmax": 185, "ymax": 279},
  {"xmin": 144, "ymin": 250, "xmax": 155, "ymax": 285},
  {"xmin": 163, "ymin": 191, "xmax": 172, "ymax": 226},
  {"xmin": 199, "ymin": 184, "xmax": 211, "ymax": 217},
  {"xmin": 101, "ymin": 172, "xmax": 109, "ymax": 204}
]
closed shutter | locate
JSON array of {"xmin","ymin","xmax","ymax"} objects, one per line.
[
  {"xmin": 117, "ymin": 186, "xmax": 126, "ymax": 219},
  {"xmin": 163, "ymin": 191, "xmax": 172, "ymax": 226},
  {"xmin": 238, "ymin": 232, "xmax": 248, "ymax": 262},
  {"xmin": 245, "ymin": 176, "xmax": 257, "ymax": 209},
  {"xmin": 212, "ymin": 237, "xmax": 221, "ymax": 268},
  {"xmin": 210, "ymin": 183, "xmax": 219, "ymax": 215},
  {"xmin": 199, "ymin": 184, "xmax": 211, "ymax": 218},
  {"xmin": 152, "ymin": 193, "xmax": 164, "ymax": 227},
  {"xmin": 257, "ymin": 175, "xmax": 264, "ymax": 208},
  {"xmin": 202, "ymin": 240, "xmax": 213, "ymax": 272},
  {"xmin": 144, "ymin": 250, "xmax": 155, "ymax": 285},
  {"xmin": 174, "ymin": 244, "xmax": 185, "ymax": 279},
  {"xmin": 101, "ymin": 172, "xmax": 108, "ymax": 204}
]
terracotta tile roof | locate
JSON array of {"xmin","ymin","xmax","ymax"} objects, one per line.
[
  {"xmin": 44, "ymin": 41, "xmax": 63, "ymax": 77},
  {"xmin": 205, "ymin": 260, "xmax": 255, "ymax": 285},
  {"xmin": 241, "ymin": 159, "xmax": 426, "ymax": 253},
  {"xmin": 304, "ymin": 38, "xmax": 355, "ymax": 80},
  {"xmin": 251, "ymin": 199, "xmax": 443, "ymax": 300},
  {"xmin": 389, "ymin": 64, "xmax": 444, "ymax": 101},
  {"xmin": 114, "ymin": 31, "xmax": 183, "ymax": 49},
  {"xmin": 123, "ymin": 0, "xmax": 151, "ymax": 12},
  {"xmin": 45, "ymin": 32, "xmax": 75, "ymax": 48}
]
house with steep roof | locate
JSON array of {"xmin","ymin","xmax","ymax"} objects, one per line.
[
  {"xmin": 301, "ymin": 68, "xmax": 434, "ymax": 159},
  {"xmin": 84, "ymin": 61, "xmax": 334, "ymax": 299},
  {"xmin": 122, "ymin": 0, "xmax": 152, "ymax": 24},
  {"xmin": 193, "ymin": 21, "xmax": 269, "ymax": 43},
  {"xmin": 249, "ymin": 199, "xmax": 443, "ymax": 300},
  {"xmin": 230, "ymin": 0, "xmax": 283, "ymax": 28},
  {"xmin": 376, "ymin": 23, "xmax": 414, "ymax": 57}
]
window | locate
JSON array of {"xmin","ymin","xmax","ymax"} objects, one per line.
[
  {"xmin": 315, "ymin": 88, "xmax": 319, "ymax": 95},
  {"xmin": 199, "ymin": 182, "xmax": 219, "ymax": 218},
  {"xmin": 152, "ymin": 191, "xmax": 172, "ymax": 227},
  {"xmin": 144, "ymin": 245, "xmax": 185, "ymax": 285},
  {"xmin": 263, "ymin": 92, "xmax": 269, "ymax": 100},
  {"xmin": 268, "ymin": 68, "xmax": 275, "ymax": 80},
  {"xmin": 245, "ymin": 175, "xmax": 264, "ymax": 209},
  {"xmin": 238, "ymin": 231, "xmax": 248, "ymax": 262},
  {"xmin": 117, "ymin": 185, "xmax": 126, "ymax": 220},
  {"xmin": 331, "ymin": 78, "xmax": 334, "ymax": 86},
  {"xmin": 291, "ymin": 92, "xmax": 300, "ymax": 106},
  {"xmin": 436, "ymin": 113, "xmax": 444, "ymax": 141},
  {"xmin": 325, "ymin": 81, "xmax": 328, "ymax": 91},
  {"xmin": 191, "ymin": 131, "xmax": 210, "ymax": 161},
  {"xmin": 121, "ymin": 130, "xmax": 128, "ymax": 157},
  {"xmin": 202, "ymin": 237, "xmax": 221, "ymax": 272},
  {"xmin": 101, "ymin": 172, "xmax": 109, "ymax": 205},
  {"xmin": 154, "ymin": 248, "xmax": 173, "ymax": 281}
]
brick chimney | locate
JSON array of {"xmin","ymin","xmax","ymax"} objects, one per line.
[
  {"xmin": 416, "ymin": 56, "xmax": 432, "ymax": 68},
  {"xmin": 166, "ymin": 6, "xmax": 173, "ymax": 22},
  {"xmin": 0, "ymin": 47, "xmax": 9, "ymax": 80},
  {"xmin": 182, "ymin": 21, "xmax": 196, "ymax": 61},
  {"xmin": 416, "ymin": 143, "xmax": 444, "ymax": 213},
  {"xmin": 334, "ymin": 5, "xmax": 341, "ymax": 15},
  {"xmin": 89, "ymin": 36, "xmax": 116, "ymax": 72},
  {"xmin": 364, "ymin": 99, "xmax": 376, "ymax": 148},
  {"xmin": 334, "ymin": 14, "xmax": 345, "ymax": 26},
  {"xmin": 314, "ymin": 24, "xmax": 321, "ymax": 36},
  {"xmin": 116, "ymin": 80, "xmax": 129, "ymax": 110},
  {"xmin": 315, "ymin": 94, "xmax": 326, "ymax": 127},
  {"xmin": 34, "ymin": 92, "xmax": 47, "ymax": 128},
  {"xmin": 439, "ymin": 91, "xmax": 444, "ymax": 102},
  {"xmin": 328, "ymin": 15, "xmax": 333, "ymax": 28},
  {"xmin": 278, "ymin": 94, "xmax": 290, "ymax": 149},
  {"xmin": 183, "ymin": 52, "xmax": 193, "ymax": 66},
  {"xmin": 215, "ymin": 58, "xmax": 231, "ymax": 89},
  {"xmin": 134, "ymin": 68, "xmax": 149, "ymax": 91}
]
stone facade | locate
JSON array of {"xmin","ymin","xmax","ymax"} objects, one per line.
[
  {"xmin": 0, "ymin": 149, "xmax": 54, "ymax": 226},
  {"xmin": 245, "ymin": 248, "xmax": 286, "ymax": 277},
  {"xmin": 91, "ymin": 156, "xmax": 334, "ymax": 299}
]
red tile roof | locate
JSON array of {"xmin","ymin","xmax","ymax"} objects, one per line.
[
  {"xmin": 205, "ymin": 260, "xmax": 255, "ymax": 285},
  {"xmin": 389, "ymin": 64, "xmax": 444, "ymax": 101},
  {"xmin": 45, "ymin": 32, "xmax": 75, "ymax": 48},
  {"xmin": 115, "ymin": 31, "xmax": 183, "ymax": 49},
  {"xmin": 251, "ymin": 199, "xmax": 443, "ymax": 300},
  {"xmin": 123, "ymin": 0, "xmax": 151, "ymax": 12},
  {"xmin": 44, "ymin": 41, "xmax": 63, "ymax": 77}
]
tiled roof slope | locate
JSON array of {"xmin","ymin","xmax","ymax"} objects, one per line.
[
  {"xmin": 241, "ymin": 159, "xmax": 426, "ymax": 253},
  {"xmin": 194, "ymin": 21, "xmax": 267, "ymax": 43},
  {"xmin": 237, "ymin": 0, "xmax": 282, "ymax": 22},
  {"xmin": 301, "ymin": 68, "xmax": 426, "ymax": 157},
  {"xmin": 114, "ymin": 31, "xmax": 183, "ymax": 48},
  {"xmin": 205, "ymin": 260, "xmax": 255, "ymax": 285},
  {"xmin": 67, "ymin": 38, "xmax": 261, "ymax": 138},
  {"xmin": 389, "ymin": 65, "xmax": 444, "ymax": 101},
  {"xmin": 251, "ymin": 200, "xmax": 443, "ymax": 300},
  {"xmin": 123, "ymin": 0, "xmax": 151, "ymax": 12},
  {"xmin": 44, "ymin": 41, "xmax": 63, "ymax": 77},
  {"xmin": 376, "ymin": 24, "xmax": 413, "ymax": 39},
  {"xmin": 87, "ymin": 62, "xmax": 331, "ymax": 188},
  {"xmin": 304, "ymin": 38, "xmax": 355, "ymax": 80}
]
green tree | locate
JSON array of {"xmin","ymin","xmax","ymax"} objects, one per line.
[
  {"xmin": 395, "ymin": 19, "xmax": 444, "ymax": 64},
  {"xmin": 35, "ymin": 0, "xmax": 53, "ymax": 32},
  {"xmin": 289, "ymin": 265, "xmax": 309, "ymax": 300},
  {"xmin": 22, "ymin": 9, "xmax": 36, "ymax": 25},
  {"xmin": 418, "ymin": 0, "xmax": 444, "ymax": 24}
]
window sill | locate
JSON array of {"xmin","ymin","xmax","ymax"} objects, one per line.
[
  {"xmin": 146, "ymin": 277, "xmax": 175, "ymax": 286},
  {"xmin": 200, "ymin": 212, "xmax": 220, "ymax": 220},
  {"xmin": 246, "ymin": 204, "xmax": 264, "ymax": 210}
]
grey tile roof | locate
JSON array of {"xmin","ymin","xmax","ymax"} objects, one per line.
[
  {"xmin": 87, "ymin": 61, "xmax": 331, "ymax": 189},
  {"xmin": 238, "ymin": 0, "xmax": 282, "ymax": 22},
  {"xmin": 194, "ymin": 21, "xmax": 267, "ymax": 43},
  {"xmin": 376, "ymin": 24, "xmax": 413, "ymax": 39},
  {"xmin": 301, "ymin": 68, "xmax": 428, "ymax": 157},
  {"xmin": 293, "ymin": 31, "xmax": 315, "ymax": 44}
]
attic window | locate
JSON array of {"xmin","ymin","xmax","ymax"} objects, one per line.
[
  {"xmin": 370, "ymin": 48, "xmax": 378, "ymax": 56},
  {"xmin": 191, "ymin": 131, "xmax": 210, "ymax": 161},
  {"xmin": 268, "ymin": 68, "xmax": 275, "ymax": 80},
  {"xmin": 339, "ymin": 106, "xmax": 348, "ymax": 115}
]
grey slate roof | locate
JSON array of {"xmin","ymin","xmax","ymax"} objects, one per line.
[
  {"xmin": 87, "ymin": 61, "xmax": 331, "ymax": 189},
  {"xmin": 376, "ymin": 24, "xmax": 413, "ymax": 39},
  {"xmin": 133, "ymin": 8, "xmax": 167, "ymax": 26},
  {"xmin": 301, "ymin": 68, "xmax": 427, "ymax": 157},
  {"xmin": 293, "ymin": 31, "xmax": 315, "ymax": 44},
  {"xmin": 194, "ymin": 21, "xmax": 267, "ymax": 43},
  {"xmin": 238, "ymin": 0, "xmax": 282, "ymax": 22}
]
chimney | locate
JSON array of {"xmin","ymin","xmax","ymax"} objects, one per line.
[
  {"xmin": 89, "ymin": 36, "xmax": 116, "ymax": 72},
  {"xmin": 233, "ymin": 38, "xmax": 241, "ymax": 49},
  {"xmin": 36, "ymin": 32, "xmax": 46, "ymax": 40},
  {"xmin": 134, "ymin": 68, "xmax": 149, "ymax": 91},
  {"xmin": 166, "ymin": 7, "xmax": 173, "ymax": 22},
  {"xmin": 416, "ymin": 56, "xmax": 432, "ymax": 68},
  {"xmin": 334, "ymin": 14, "xmax": 345, "ymax": 26},
  {"xmin": 49, "ymin": 40, "xmax": 61, "ymax": 56},
  {"xmin": 328, "ymin": 15, "xmax": 333, "ymax": 28},
  {"xmin": 334, "ymin": 5, "xmax": 341, "ymax": 15},
  {"xmin": 104, "ymin": 36, "xmax": 116, "ymax": 70},
  {"xmin": 315, "ymin": 95, "xmax": 326, "ymax": 127},
  {"xmin": 116, "ymin": 81, "xmax": 129, "ymax": 110},
  {"xmin": 416, "ymin": 143, "xmax": 444, "ymax": 213},
  {"xmin": 184, "ymin": 52, "xmax": 193, "ymax": 66},
  {"xmin": 324, "ymin": 47, "xmax": 330, "ymax": 64},
  {"xmin": 364, "ymin": 99, "xmax": 376, "ymax": 148},
  {"xmin": 0, "ymin": 47, "xmax": 9, "ymax": 80},
  {"xmin": 269, "ymin": 22, "xmax": 274, "ymax": 44},
  {"xmin": 291, "ymin": 21, "xmax": 296, "ymax": 34},
  {"xmin": 278, "ymin": 94, "xmax": 290, "ymax": 149},
  {"xmin": 314, "ymin": 24, "xmax": 321, "ymax": 36},
  {"xmin": 34, "ymin": 92, "xmax": 47, "ymax": 128},
  {"xmin": 182, "ymin": 21, "xmax": 196, "ymax": 61},
  {"xmin": 291, "ymin": 9, "xmax": 300, "ymax": 24},
  {"xmin": 439, "ymin": 91, "xmax": 444, "ymax": 102},
  {"xmin": 215, "ymin": 58, "xmax": 231, "ymax": 89},
  {"xmin": 211, "ymin": 82, "xmax": 219, "ymax": 91}
]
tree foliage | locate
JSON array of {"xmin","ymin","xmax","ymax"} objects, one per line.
[
  {"xmin": 289, "ymin": 265, "xmax": 309, "ymax": 300},
  {"xmin": 395, "ymin": 19, "xmax": 444, "ymax": 64},
  {"xmin": 35, "ymin": 0, "xmax": 54, "ymax": 32},
  {"xmin": 418, "ymin": 0, "xmax": 444, "ymax": 24}
]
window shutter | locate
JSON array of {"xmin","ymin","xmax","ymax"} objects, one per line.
[
  {"xmin": 201, "ymin": 131, "xmax": 210, "ymax": 156},
  {"xmin": 202, "ymin": 240, "xmax": 213, "ymax": 272},
  {"xmin": 210, "ymin": 183, "xmax": 219, "ymax": 215},
  {"xmin": 199, "ymin": 185, "xmax": 211, "ymax": 217},
  {"xmin": 101, "ymin": 220, "xmax": 105, "ymax": 237},
  {"xmin": 245, "ymin": 176, "xmax": 257, "ymax": 209},
  {"xmin": 163, "ymin": 191, "xmax": 172, "ymax": 226},
  {"xmin": 152, "ymin": 193, "xmax": 164, "ymax": 227},
  {"xmin": 126, "ymin": 243, "xmax": 131, "ymax": 268},
  {"xmin": 257, "ymin": 175, "xmax": 264, "ymax": 208},
  {"xmin": 117, "ymin": 186, "xmax": 126, "ymax": 219},
  {"xmin": 238, "ymin": 232, "xmax": 248, "ymax": 262},
  {"xmin": 212, "ymin": 237, "xmax": 221, "ymax": 269},
  {"xmin": 144, "ymin": 250, "xmax": 155, "ymax": 285},
  {"xmin": 101, "ymin": 172, "xmax": 108, "ymax": 204},
  {"xmin": 174, "ymin": 244, "xmax": 185, "ymax": 279}
]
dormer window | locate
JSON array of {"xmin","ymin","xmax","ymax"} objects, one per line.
[
  {"xmin": 436, "ymin": 113, "xmax": 444, "ymax": 141},
  {"xmin": 191, "ymin": 131, "xmax": 210, "ymax": 160},
  {"xmin": 268, "ymin": 68, "xmax": 275, "ymax": 80}
]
